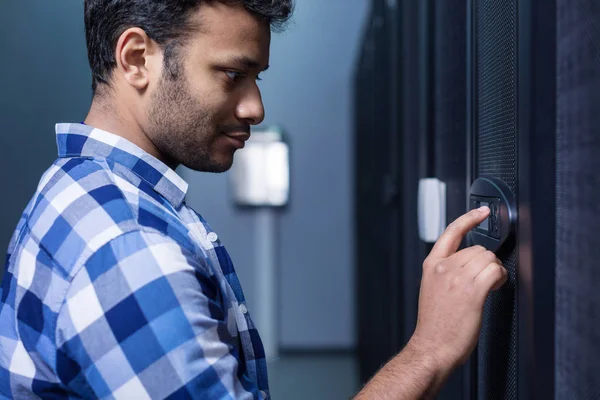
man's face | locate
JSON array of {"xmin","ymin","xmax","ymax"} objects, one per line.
[{"xmin": 147, "ymin": 2, "xmax": 270, "ymax": 172}]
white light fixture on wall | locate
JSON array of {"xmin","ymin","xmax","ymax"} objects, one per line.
[
  {"xmin": 229, "ymin": 128, "xmax": 290, "ymax": 208},
  {"xmin": 418, "ymin": 178, "xmax": 447, "ymax": 243},
  {"xmin": 228, "ymin": 127, "xmax": 290, "ymax": 360}
]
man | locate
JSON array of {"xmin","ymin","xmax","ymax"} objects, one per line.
[{"xmin": 0, "ymin": 1, "xmax": 507, "ymax": 398}]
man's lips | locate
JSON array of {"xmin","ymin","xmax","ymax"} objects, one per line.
[
  {"xmin": 223, "ymin": 131, "xmax": 251, "ymax": 142},
  {"xmin": 222, "ymin": 131, "xmax": 250, "ymax": 149}
]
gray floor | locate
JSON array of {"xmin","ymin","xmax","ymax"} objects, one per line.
[{"xmin": 267, "ymin": 353, "xmax": 359, "ymax": 400}]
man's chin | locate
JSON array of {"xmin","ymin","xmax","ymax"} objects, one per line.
[{"xmin": 183, "ymin": 157, "xmax": 234, "ymax": 173}]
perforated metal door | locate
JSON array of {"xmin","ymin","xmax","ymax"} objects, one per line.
[{"xmin": 474, "ymin": 1, "xmax": 518, "ymax": 399}]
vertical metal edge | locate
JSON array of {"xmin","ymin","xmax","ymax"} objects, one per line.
[
  {"xmin": 419, "ymin": 0, "xmax": 435, "ymax": 273},
  {"xmin": 517, "ymin": 0, "xmax": 557, "ymax": 398},
  {"xmin": 418, "ymin": 0, "xmax": 432, "ymax": 178},
  {"xmin": 517, "ymin": 0, "xmax": 531, "ymax": 395},
  {"xmin": 425, "ymin": 0, "xmax": 436, "ymax": 178},
  {"xmin": 418, "ymin": 0, "xmax": 427, "ymax": 178},
  {"xmin": 387, "ymin": 0, "xmax": 402, "ymax": 354},
  {"xmin": 464, "ymin": 0, "xmax": 478, "ymax": 398},
  {"xmin": 465, "ymin": 0, "xmax": 474, "ymax": 193},
  {"xmin": 400, "ymin": 0, "xmax": 422, "ymax": 345}
]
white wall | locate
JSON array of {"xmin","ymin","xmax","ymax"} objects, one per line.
[{"xmin": 0, "ymin": 1, "xmax": 91, "ymax": 262}]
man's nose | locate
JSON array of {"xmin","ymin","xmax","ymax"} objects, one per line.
[{"xmin": 235, "ymin": 87, "xmax": 265, "ymax": 125}]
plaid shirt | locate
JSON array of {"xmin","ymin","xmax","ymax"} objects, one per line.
[{"xmin": 0, "ymin": 123, "xmax": 269, "ymax": 399}]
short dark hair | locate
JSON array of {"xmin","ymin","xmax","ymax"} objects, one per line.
[{"xmin": 84, "ymin": 0, "xmax": 294, "ymax": 93}]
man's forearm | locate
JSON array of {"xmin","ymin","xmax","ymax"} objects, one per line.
[
  {"xmin": 354, "ymin": 341, "xmax": 453, "ymax": 400},
  {"xmin": 354, "ymin": 208, "xmax": 507, "ymax": 399}
]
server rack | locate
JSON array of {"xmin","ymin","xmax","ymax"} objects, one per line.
[
  {"xmin": 467, "ymin": 0, "xmax": 557, "ymax": 398},
  {"xmin": 355, "ymin": 0, "xmax": 458, "ymax": 397},
  {"xmin": 431, "ymin": 0, "xmax": 469, "ymax": 397},
  {"xmin": 354, "ymin": 0, "xmax": 431, "ymax": 387},
  {"xmin": 354, "ymin": 0, "xmax": 398, "ymax": 385},
  {"xmin": 469, "ymin": 1, "xmax": 520, "ymax": 398},
  {"xmin": 354, "ymin": 0, "xmax": 595, "ymax": 398}
]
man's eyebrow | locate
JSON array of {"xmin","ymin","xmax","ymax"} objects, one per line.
[{"xmin": 223, "ymin": 55, "xmax": 270, "ymax": 71}]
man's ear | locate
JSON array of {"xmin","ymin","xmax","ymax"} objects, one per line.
[{"xmin": 114, "ymin": 27, "xmax": 161, "ymax": 91}]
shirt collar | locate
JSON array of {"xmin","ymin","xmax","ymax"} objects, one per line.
[{"xmin": 55, "ymin": 123, "xmax": 188, "ymax": 208}]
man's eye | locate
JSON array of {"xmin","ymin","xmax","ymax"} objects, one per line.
[
  {"xmin": 225, "ymin": 71, "xmax": 243, "ymax": 81},
  {"xmin": 225, "ymin": 71, "xmax": 263, "ymax": 83}
]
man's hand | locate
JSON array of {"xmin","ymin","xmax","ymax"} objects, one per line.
[
  {"xmin": 355, "ymin": 207, "xmax": 508, "ymax": 400},
  {"xmin": 410, "ymin": 206, "xmax": 508, "ymax": 370}
]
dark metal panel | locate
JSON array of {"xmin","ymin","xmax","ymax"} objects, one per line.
[
  {"xmin": 419, "ymin": 0, "xmax": 435, "ymax": 179},
  {"xmin": 474, "ymin": 0, "xmax": 519, "ymax": 398},
  {"xmin": 400, "ymin": 0, "xmax": 427, "ymax": 348},
  {"xmin": 433, "ymin": 0, "xmax": 467, "ymax": 232},
  {"xmin": 516, "ymin": 0, "xmax": 557, "ymax": 399},
  {"xmin": 556, "ymin": 0, "xmax": 600, "ymax": 398},
  {"xmin": 386, "ymin": 0, "xmax": 403, "ymax": 356},
  {"xmin": 354, "ymin": 0, "xmax": 400, "ymax": 385},
  {"xmin": 432, "ymin": 0, "xmax": 468, "ymax": 397},
  {"xmin": 465, "ymin": 0, "xmax": 478, "ymax": 396}
]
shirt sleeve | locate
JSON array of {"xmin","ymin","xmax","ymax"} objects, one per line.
[{"xmin": 55, "ymin": 229, "xmax": 261, "ymax": 400}]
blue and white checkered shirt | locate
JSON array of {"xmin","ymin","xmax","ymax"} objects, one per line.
[{"xmin": 0, "ymin": 123, "xmax": 269, "ymax": 399}]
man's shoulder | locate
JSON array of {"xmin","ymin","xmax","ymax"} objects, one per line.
[{"xmin": 17, "ymin": 156, "xmax": 193, "ymax": 278}]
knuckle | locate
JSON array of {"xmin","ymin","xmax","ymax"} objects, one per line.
[
  {"xmin": 484, "ymin": 251, "xmax": 496, "ymax": 262},
  {"xmin": 488, "ymin": 263, "xmax": 503, "ymax": 278},
  {"xmin": 447, "ymin": 221, "xmax": 461, "ymax": 233},
  {"xmin": 434, "ymin": 263, "xmax": 448, "ymax": 275}
]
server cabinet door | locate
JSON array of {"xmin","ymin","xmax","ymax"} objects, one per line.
[{"xmin": 470, "ymin": 0, "xmax": 519, "ymax": 399}]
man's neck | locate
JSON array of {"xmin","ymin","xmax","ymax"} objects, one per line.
[{"xmin": 84, "ymin": 96, "xmax": 168, "ymax": 166}]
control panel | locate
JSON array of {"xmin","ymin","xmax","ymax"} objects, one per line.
[
  {"xmin": 468, "ymin": 178, "xmax": 516, "ymax": 252},
  {"xmin": 470, "ymin": 196, "xmax": 501, "ymax": 239}
]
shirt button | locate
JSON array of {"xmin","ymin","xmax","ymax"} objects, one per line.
[
  {"xmin": 260, "ymin": 390, "xmax": 268, "ymax": 399},
  {"xmin": 207, "ymin": 232, "xmax": 219, "ymax": 243},
  {"xmin": 239, "ymin": 303, "xmax": 248, "ymax": 315}
]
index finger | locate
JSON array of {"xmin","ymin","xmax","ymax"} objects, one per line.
[{"xmin": 429, "ymin": 206, "xmax": 490, "ymax": 260}]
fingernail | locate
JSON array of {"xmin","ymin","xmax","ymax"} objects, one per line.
[{"xmin": 478, "ymin": 206, "xmax": 490, "ymax": 212}]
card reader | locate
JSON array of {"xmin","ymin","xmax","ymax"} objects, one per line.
[{"xmin": 468, "ymin": 177, "xmax": 516, "ymax": 252}]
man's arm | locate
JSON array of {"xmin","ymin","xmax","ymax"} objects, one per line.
[
  {"xmin": 355, "ymin": 207, "xmax": 507, "ymax": 399},
  {"xmin": 354, "ymin": 340, "xmax": 451, "ymax": 400},
  {"xmin": 55, "ymin": 230, "xmax": 261, "ymax": 399}
]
